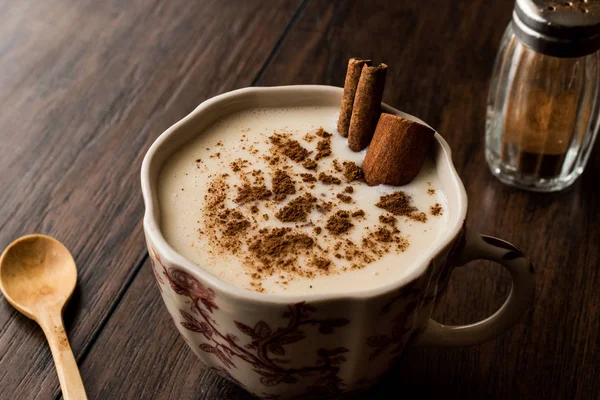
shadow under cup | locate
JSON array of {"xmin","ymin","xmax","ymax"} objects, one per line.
[{"xmin": 141, "ymin": 85, "xmax": 534, "ymax": 399}]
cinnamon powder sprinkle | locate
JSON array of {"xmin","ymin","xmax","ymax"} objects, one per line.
[
  {"xmin": 332, "ymin": 159, "xmax": 343, "ymax": 172},
  {"xmin": 206, "ymin": 176, "xmax": 228, "ymax": 207},
  {"xmin": 266, "ymin": 155, "xmax": 281, "ymax": 166},
  {"xmin": 376, "ymin": 191, "xmax": 427, "ymax": 222},
  {"xmin": 352, "ymin": 209, "xmax": 365, "ymax": 218},
  {"xmin": 300, "ymin": 173, "xmax": 317, "ymax": 183},
  {"xmin": 427, "ymin": 188, "xmax": 435, "ymax": 195},
  {"xmin": 430, "ymin": 203, "xmax": 443, "ymax": 216},
  {"xmin": 302, "ymin": 159, "xmax": 318, "ymax": 170},
  {"xmin": 311, "ymin": 256, "xmax": 331, "ymax": 270},
  {"xmin": 303, "ymin": 133, "xmax": 316, "ymax": 142},
  {"xmin": 247, "ymin": 228, "xmax": 314, "ymax": 269},
  {"xmin": 411, "ymin": 212, "xmax": 428, "ymax": 223},
  {"xmin": 379, "ymin": 214, "xmax": 396, "ymax": 226},
  {"xmin": 314, "ymin": 136, "xmax": 332, "ymax": 161},
  {"xmin": 217, "ymin": 209, "xmax": 251, "ymax": 236},
  {"xmin": 231, "ymin": 158, "xmax": 249, "ymax": 172},
  {"xmin": 318, "ymin": 172, "xmax": 341, "ymax": 185},
  {"xmin": 325, "ymin": 211, "xmax": 354, "ymax": 235},
  {"xmin": 344, "ymin": 186, "xmax": 354, "ymax": 193},
  {"xmin": 315, "ymin": 127, "xmax": 332, "ymax": 138},
  {"xmin": 270, "ymin": 134, "xmax": 309, "ymax": 162},
  {"xmin": 343, "ymin": 161, "xmax": 364, "ymax": 182},
  {"xmin": 374, "ymin": 227, "xmax": 394, "ymax": 243},
  {"xmin": 336, "ymin": 193, "xmax": 353, "ymax": 203},
  {"xmin": 316, "ymin": 200, "xmax": 333, "ymax": 213},
  {"xmin": 272, "ymin": 170, "xmax": 296, "ymax": 201},
  {"xmin": 275, "ymin": 194, "xmax": 317, "ymax": 222},
  {"xmin": 235, "ymin": 183, "xmax": 272, "ymax": 204},
  {"xmin": 250, "ymin": 169, "xmax": 264, "ymax": 182}
]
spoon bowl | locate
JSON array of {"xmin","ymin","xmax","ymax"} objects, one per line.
[
  {"xmin": 0, "ymin": 234, "xmax": 87, "ymax": 400},
  {"xmin": 0, "ymin": 234, "xmax": 77, "ymax": 319}
]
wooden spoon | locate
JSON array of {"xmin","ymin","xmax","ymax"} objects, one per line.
[{"xmin": 0, "ymin": 234, "xmax": 87, "ymax": 400}]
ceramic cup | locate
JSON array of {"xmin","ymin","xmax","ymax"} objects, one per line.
[{"xmin": 141, "ymin": 86, "xmax": 535, "ymax": 399}]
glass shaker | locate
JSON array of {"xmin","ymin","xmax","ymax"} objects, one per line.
[{"xmin": 486, "ymin": 0, "xmax": 600, "ymax": 192}]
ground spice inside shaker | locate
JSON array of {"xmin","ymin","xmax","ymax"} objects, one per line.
[{"xmin": 501, "ymin": 87, "xmax": 579, "ymax": 178}]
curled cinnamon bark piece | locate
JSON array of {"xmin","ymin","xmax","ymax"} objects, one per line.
[
  {"xmin": 363, "ymin": 113, "xmax": 434, "ymax": 186},
  {"xmin": 347, "ymin": 63, "xmax": 387, "ymax": 152},
  {"xmin": 338, "ymin": 58, "xmax": 371, "ymax": 137}
]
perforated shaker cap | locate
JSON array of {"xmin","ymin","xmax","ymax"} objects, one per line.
[{"xmin": 513, "ymin": 0, "xmax": 600, "ymax": 57}]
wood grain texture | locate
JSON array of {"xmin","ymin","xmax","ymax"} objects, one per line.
[
  {"xmin": 2, "ymin": 0, "xmax": 599, "ymax": 399},
  {"xmin": 0, "ymin": 0, "xmax": 302, "ymax": 398},
  {"xmin": 79, "ymin": 262, "xmax": 254, "ymax": 400}
]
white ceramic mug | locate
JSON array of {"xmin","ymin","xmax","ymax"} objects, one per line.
[{"xmin": 141, "ymin": 86, "xmax": 534, "ymax": 399}]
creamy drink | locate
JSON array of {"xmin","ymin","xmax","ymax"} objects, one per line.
[{"xmin": 159, "ymin": 106, "xmax": 448, "ymax": 295}]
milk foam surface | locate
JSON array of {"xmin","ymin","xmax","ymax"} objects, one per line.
[{"xmin": 159, "ymin": 107, "xmax": 449, "ymax": 295}]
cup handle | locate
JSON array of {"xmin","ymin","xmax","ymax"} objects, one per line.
[{"xmin": 415, "ymin": 231, "xmax": 535, "ymax": 347}]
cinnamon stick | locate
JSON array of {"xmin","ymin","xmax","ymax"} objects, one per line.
[
  {"xmin": 347, "ymin": 63, "xmax": 387, "ymax": 152},
  {"xmin": 338, "ymin": 58, "xmax": 371, "ymax": 137},
  {"xmin": 363, "ymin": 113, "xmax": 434, "ymax": 186}
]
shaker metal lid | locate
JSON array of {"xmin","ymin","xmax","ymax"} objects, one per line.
[{"xmin": 513, "ymin": 0, "xmax": 600, "ymax": 57}]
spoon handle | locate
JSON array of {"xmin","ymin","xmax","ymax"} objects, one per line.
[{"xmin": 38, "ymin": 311, "xmax": 88, "ymax": 400}]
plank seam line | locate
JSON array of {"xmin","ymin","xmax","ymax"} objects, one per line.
[
  {"xmin": 52, "ymin": 252, "xmax": 149, "ymax": 400},
  {"xmin": 251, "ymin": 0, "xmax": 309, "ymax": 86}
]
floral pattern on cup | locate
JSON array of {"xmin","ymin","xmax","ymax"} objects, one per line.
[{"xmin": 150, "ymin": 250, "xmax": 352, "ymax": 399}]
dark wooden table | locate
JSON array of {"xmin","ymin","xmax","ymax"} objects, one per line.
[{"xmin": 0, "ymin": 1, "xmax": 598, "ymax": 399}]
